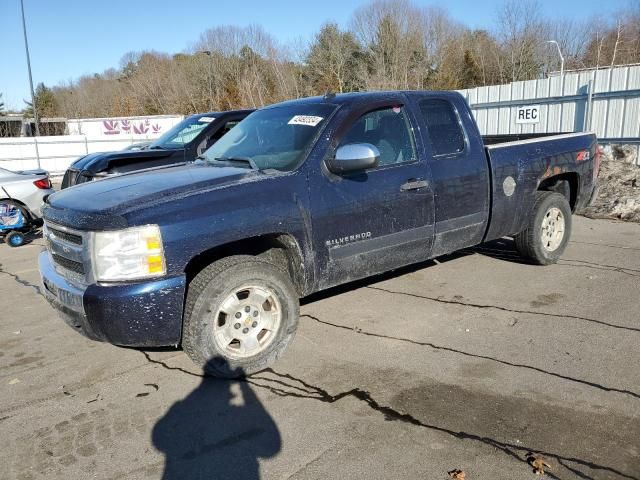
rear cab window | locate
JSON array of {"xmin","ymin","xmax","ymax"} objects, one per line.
[{"xmin": 418, "ymin": 99, "xmax": 466, "ymax": 157}]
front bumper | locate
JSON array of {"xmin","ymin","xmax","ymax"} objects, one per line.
[{"xmin": 39, "ymin": 251, "xmax": 186, "ymax": 346}]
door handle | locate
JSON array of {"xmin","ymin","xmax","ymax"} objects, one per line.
[{"xmin": 400, "ymin": 179, "xmax": 429, "ymax": 191}]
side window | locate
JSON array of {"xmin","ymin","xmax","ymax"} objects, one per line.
[
  {"xmin": 339, "ymin": 106, "xmax": 416, "ymax": 167},
  {"xmin": 418, "ymin": 99, "xmax": 465, "ymax": 156},
  {"xmin": 207, "ymin": 120, "xmax": 239, "ymax": 148}
]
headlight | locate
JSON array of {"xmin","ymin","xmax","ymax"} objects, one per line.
[{"xmin": 92, "ymin": 225, "xmax": 166, "ymax": 282}]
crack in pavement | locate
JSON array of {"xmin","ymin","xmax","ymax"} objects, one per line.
[
  {"xmin": 570, "ymin": 240, "xmax": 640, "ymax": 252},
  {"xmin": 560, "ymin": 258, "xmax": 640, "ymax": 276},
  {"xmin": 0, "ymin": 262, "xmax": 43, "ymax": 296},
  {"xmin": 140, "ymin": 352, "xmax": 637, "ymax": 480},
  {"xmin": 302, "ymin": 314, "xmax": 640, "ymax": 400},
  {"xmin": 466, "ymin": 247, "xmax": 640, "ymax": 277},
  {"xmin": 365, "ymin": 285, "xmax": 640, "ymax": 333}
]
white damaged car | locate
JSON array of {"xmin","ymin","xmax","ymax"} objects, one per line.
[{"xmin": 0, "ymin": 167, "xmax": 54, "ymax": 220}]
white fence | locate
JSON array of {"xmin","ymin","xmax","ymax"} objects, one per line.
[
  {"xmin": 0, "ymin": 114, "xmax": 184, "ymax": 174},
  {"xmin": 457, "ymin": 64, "xmax": 640, "ymax": 164}
]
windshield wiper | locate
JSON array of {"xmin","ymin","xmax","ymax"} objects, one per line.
[{"xmin": 209, "ymin": 156, "xmax": 258, "ymax": 170}]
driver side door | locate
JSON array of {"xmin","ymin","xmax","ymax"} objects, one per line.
[{"xmin": 309, "ymin": 99, "xmax": 435, "ymax": 289}]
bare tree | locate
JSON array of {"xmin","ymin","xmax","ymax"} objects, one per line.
[{"xmin": 41, "ymin": 0, "xmax": 640, "ymax": 120}]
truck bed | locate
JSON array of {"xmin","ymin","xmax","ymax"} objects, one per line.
[
  {"xmin": 482, "ymin": 132, "xmax": 569, "ymax": 146},
  {"xmin": 482, "ymin": 131, "xmax": 598, "ymax": 243}
]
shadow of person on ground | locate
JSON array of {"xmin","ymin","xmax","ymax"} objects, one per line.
[{"xmin": 152, "ymin": 360, "xmax": 281, "ymax": 480}]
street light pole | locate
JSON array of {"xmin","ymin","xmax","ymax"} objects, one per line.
[
  {"xmin": 20, "ymin": 0, "xmax": 40, "ymax": 167},
  {"xmin": 545, "ymin": 40, "xmax": 564, "ymax": 80}
]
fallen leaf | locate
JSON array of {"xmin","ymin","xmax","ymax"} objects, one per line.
[
  {"xmin": 527, "ymin": 453, "xmax": 552, "ymax": 475},
  {"xmin": 8, "ymin": 378, "xmax": 20, "ymax": 385},
  {"xmin": 448, "ymin": 469, "xmax": 465, "ymax": 480}
]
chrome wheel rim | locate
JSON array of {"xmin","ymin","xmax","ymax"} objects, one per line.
[
  {"xmin": 541, "ymin": 207, "xmax": 565, "ymax": 252},
  {"xmin": 212, "ymin": 285, "xmax": 282, "ymax": 359}
]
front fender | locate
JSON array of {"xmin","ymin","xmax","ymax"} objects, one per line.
[{"xmin": 123, "ymin": 170, "xmax": 313, "ymax": 279}]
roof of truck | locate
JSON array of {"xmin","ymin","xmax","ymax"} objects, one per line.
[{"xmin": 267, "ymin": 90, "xmax": 464, "ymax": 109}]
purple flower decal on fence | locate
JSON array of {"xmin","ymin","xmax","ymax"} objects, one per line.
[
  {"xmin": 102, "ymin": 120, "xmax": 120, "ymax": 135},
  {"xmin": 121, "ymin": 119, "xmax": 131, "ymax": 132},
  {"xmin": 152, "ymin": 123, "xmax": 162, "ymax": 134},
  {"xmin": 133, "ymin": 122, "xmax": 149, "ymax": 134}
]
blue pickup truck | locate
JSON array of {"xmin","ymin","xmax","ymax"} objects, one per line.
[{"xmin": 39, "ymin": 91, "xmax": 599, "ymax": 377}]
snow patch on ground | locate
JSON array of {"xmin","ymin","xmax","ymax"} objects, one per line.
[{"xmin": 583, "ymin": 145, "xmax": 640, "ymax": 222}]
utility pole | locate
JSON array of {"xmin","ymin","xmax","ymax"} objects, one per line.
[
  {"xmin": 20, "ymin": 0, "xmax": 41, "ymax": 167},
  {"xmin": 545, "ymin": 40, "xmax": 564, "ymax": 80}
]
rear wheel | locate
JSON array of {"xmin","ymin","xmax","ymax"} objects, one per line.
[
  {"xmin": 515, "ymin": 191, "xmax": 572, "ymax": 265},
  {"xmin": 182, "ymin": 255, "xmax": 299, "ymax": 378}
]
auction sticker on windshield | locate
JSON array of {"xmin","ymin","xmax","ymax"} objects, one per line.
[
  {"xmin": 199, "ymin": 117, "xmax": 215, "ymax": 123},
  {"xmin": 288, "ymin": 115, "xmax": 324, "ymax": 127}
]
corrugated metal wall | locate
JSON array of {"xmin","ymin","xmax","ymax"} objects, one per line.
[{"xmin": 457, "ymin": 65, "xmax": 640, "ymax": 145}]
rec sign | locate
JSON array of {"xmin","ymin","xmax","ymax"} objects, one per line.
[{"xmin": 515, "ymin": 105, "xmax": 540, "ymax": 124}]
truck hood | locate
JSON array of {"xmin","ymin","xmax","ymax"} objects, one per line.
[
  {"xmin": 71, "ymin": 149, "xmax": 177, "ymax": 173},
  {"xmin": 46, "ymin": 163, "xmax": 259, "ymax": 224}
]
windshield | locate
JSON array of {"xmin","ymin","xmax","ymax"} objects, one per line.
[
  {"xmin": 149, "ymin": 115, "xmax": 216, "ymax": 150},
  {"xmin": 202, "ymin": 104, "xmax": 336, "ymax": 171}
]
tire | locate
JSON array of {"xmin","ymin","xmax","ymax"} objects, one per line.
[
  {"xmin": 6, "ymin": 231, "xmax": 25, "ymax": 247},
  {"xmin": 182, "ymin": 255, "xmax": 299, "ymax": 378},
  {"xmin": 515, "ymin": 191, "xmax": 572, "ymax": 265}
]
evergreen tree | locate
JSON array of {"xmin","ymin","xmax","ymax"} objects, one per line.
[
  {"xmin": 22, "ymin": 83, "xmax": 59, "ymax": 118},
  {"xmin": 306, "ymin": 23, "xmax": 365, "ymax": 93},
  {"xmin": 460, "ymin": 50, "xmax": 482, "ymax": 88}
]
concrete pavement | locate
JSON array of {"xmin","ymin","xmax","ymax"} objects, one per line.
[{"xmin": 1, "ymin": 215, "xmax": 639, "ymax": 480}]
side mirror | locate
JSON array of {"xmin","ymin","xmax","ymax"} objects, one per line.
[{"xmin": 327, "ymin": 143, "xmax": 380, "ymax": 174}]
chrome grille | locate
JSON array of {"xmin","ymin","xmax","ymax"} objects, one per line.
[
  {"xmin": 51, "ymin": 254, "xmax": 85, "ymax": 274},
  {"xmin": 48, "ymin": 226, "xmax": 82, "ymax": 245},
  {"xmin": 43, "ymin": 221, "xmax": 90, "ymax": 285}
]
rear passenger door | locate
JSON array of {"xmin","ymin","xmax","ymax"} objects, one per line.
[
  {"xmin": 413, "ymin": 95, "xmax": 490, "ymax": 256},
  {"xmin": 310, "ymin": 98, "xmax": 435, "ymax": 289}
]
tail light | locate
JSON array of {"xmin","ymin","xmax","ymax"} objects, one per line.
[
  {"xmin": 593, "ymin": 144, "xmax": 602, "ymax": 181},
  {"xmin": 33, "ymin": 178, "xmax": 51, "ymax": 189}
]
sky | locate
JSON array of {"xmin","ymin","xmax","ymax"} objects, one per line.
[{"xmin": 0, "ymin": 0, "xmax": 630, "ymax": 110}]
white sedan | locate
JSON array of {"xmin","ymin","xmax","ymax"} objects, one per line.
[{"xmin": 0, "ymin": 167, "xmax": 55, "ymax": 219}]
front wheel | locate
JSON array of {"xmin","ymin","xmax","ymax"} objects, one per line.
[
  {"xmin": 182, "ymin": 255, "xmax": 299, "ymax": 378},
  {"xmin": 514, "ymin": 191, "xmax": 572, "ymax": 265}
]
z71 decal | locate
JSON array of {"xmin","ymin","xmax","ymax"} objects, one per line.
[{"xmin": 576, "ymin": 150, "xmax": 590, "ymax": 162}]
